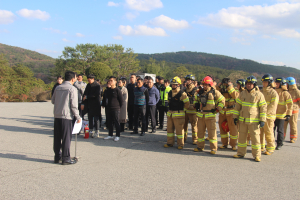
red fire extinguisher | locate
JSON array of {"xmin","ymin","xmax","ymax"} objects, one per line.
[{"xmin": 84, "ymin": 125, "xmax": 89, "ymax": 139}]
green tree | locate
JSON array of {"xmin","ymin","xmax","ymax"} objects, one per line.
[
  {"xmin": 54, "ymin": 44, "xmax": 140, "ymax": 78},
  {"xmin": 174, "ymin": 66, "xmax": 190, "ymax": 78},
  {"xmin": 87, "ymin": 62, "xmax": 113, "ymax": 82}
]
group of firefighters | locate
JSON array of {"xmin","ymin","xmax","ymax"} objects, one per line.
[{"xmin": 163, "ymin": 74, "xmax": 300, "ymax": 162}]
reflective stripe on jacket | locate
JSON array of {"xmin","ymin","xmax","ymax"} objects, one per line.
[
  {"xmin": 233, "ymin": 87, "xmax": 267, "ymax": 123},
  {"xmin": 167, "ymin": 87, "xmax": 190, "ymax": 118},
  {"xmin": 217, "ymin": 84, "xmax": 239, "ymax": 115},
  {"xmin": 288, "ymin": 84, "xmax": 300, "ymax": 111},
  {"xmin": 262, "ymin": 86, "xmax": 278, "ymax": 120},
  {"xmin": 195, "ymin": 87, "xmax": 225, "ymax": 118},
  {"xmin": 275, "ymin": 85, "xmax": 293, "ymax": 119}
]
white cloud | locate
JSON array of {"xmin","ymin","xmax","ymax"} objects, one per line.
[
  {"xmin": 0, "ymin": 10, "xmax": 16, "ymax": 24},
  {"xmin": 108, "ymin": 1, "xmax": 119, "ymax": 6},
  {"xmin": 36, "ymin": 49, "xmax": 60, "ymax": 54},
  {"xmin": 261, "ymin": 60, "xmax": 285, "ymax": 66},
  {"xmin": 148, "ymin": 15, "xmax": 190, "ymax": 31},
  {"xmin": 0, "ymin": 29, "xmax": 9, "ymax": 33},
  {"xmin": 125, "ymin": 0, "xmax": 163, "ymax": 12},
  {"xmin": 113, "ymin": 36, "xmax": 123, "ymax": 40},
  {"xmin": 43, "ymin": 28, "xmax": 67, "ymax": 34},
  {"xmin": 119, "ymin": 25, "xmax": 167, "ymax": 36},
  {"xmin": 261, "ymin": 35, "xmax": 277, "ymax": 39},
  {"xmin": 196, "ymin": 2, "xmax": 300, "ymax": 38},
  {"xmin": 231, "ymin": 37, "xmax": 251, "ymax": 45},
  {"xmin": 124, "ymin": 12, "xmax": 139, "ymax": 20},
  {"xmin": 62, "ymin": 38, "xmax": 72, "ymax": 42},
  {"xmin": 181, "ymin": 46, "xmax": 186, "ymax": 49},
  {"xmin": 17, "ymin": 9, "xmax": 50, "ymax": 21},
  {"xmin": 277, "ymin": 0, "xmax": 300, "ymax": 2},
  {"xmin": 277, "ymin": 28, "xmax": 300, "ymax": 38},
  {"xmin": 76, "ymin": 33, "xmax": 85, "ymax": 37}
]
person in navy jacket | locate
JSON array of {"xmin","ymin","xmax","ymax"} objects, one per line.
[
  {"xmin": 146, "ymin": 77, "xmax": 160, "ymax": 133},
  {"xmin": 131, "ymin": 77, "xmax": 149, "ymax": 136}
]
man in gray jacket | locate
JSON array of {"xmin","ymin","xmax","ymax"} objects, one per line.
[
  {"xmin": 52, "ymin": 71, "xmax": 81, "ymax": 165},
  {"xmin": 74, "ymin": 74, "xmax": 87, "ymax": 119}
]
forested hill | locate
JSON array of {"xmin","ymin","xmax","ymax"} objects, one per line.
[
  {"xmin": 137, "ymin": 51, "xmax": 300, "ymax": 79},
  {"xmin": 0, "ymin": 43, "xmax": 55, "ymax": 83}
]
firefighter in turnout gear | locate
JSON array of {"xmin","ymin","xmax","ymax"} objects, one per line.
[
  {"xmin": 164, "ymin": 76, "xmax": 190, "ymax": 149},
  {"xmin": 284, "ymin": 77, "xmax": 300, "ymax": 143},
  {"xmin": 233, "ymin": 75, "xmax": 267, "ymax": 162},
  {"xmin": 194, "ymin": 76, "xmax": 225, "ymax": 154},
  {"xmin": 217, "ymin": 78, "xmax": 239, "ymax": 150},
  {"xmin": 183, "ymin": 74, "xmax": 198, "ymax": 144},
  {"xmin": 274, "ymin": 77, "xmax": 293, "ymax": 150},
  {"xmin": 260, "ymin": 74, "xmax": 279, "ymax": 155}
]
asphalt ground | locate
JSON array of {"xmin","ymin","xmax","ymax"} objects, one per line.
[{"xmin": 0, "ymin": 102, "xmax": 300, "ymax": 199}]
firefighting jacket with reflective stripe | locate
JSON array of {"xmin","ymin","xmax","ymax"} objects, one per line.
[
  {"xmin": 232, "ymin": 87, "xmax": 267, "ymax": 123},
  {"xmin": 195, "ymin": 87, "xmax": 225, "ymax": 118},
  {"xmin": 166, "ymin": 87, "xmax": 190, "ymax": 118},
  {"xmin": 288, "ymin": 84, "xmax": 300, "ymax": 112},
  {"xmin": 262, "ymin": 86, "xmax": 279, "ymax": 120},
  {"xmin": 275, "ymin": 85, "xmax": 293, "ymax": 119},
  {"xmin": 184, "ymin": 83, "xmax": 197, "ymax": 114},
  {"xmin": 217, "ymin": 84, "xmax": 239, "ymax": 115}
]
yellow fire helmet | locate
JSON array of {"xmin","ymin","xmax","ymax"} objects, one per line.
[{"xmin": 171, "ymin": 76, "xmax": 182, "ymax": 85}]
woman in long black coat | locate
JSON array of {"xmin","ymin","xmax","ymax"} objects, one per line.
[{"xmin": 82, "ymin": 74, "xmax": 101, "ymax": 138}]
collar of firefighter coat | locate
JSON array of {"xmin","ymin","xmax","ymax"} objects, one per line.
[
  {"xmin": 186, "ymin": 83, "xmax": 195, "ymax": 92},
  {"xmin": 172, "ymin": 86, "xmax": 181, "ymax": 97},
  {"xmin": 289, "ymin": 84, "xmax": 297, "ymax": 91},
  {"xmin": 263, "ymin": 86, "xmax": 273, "ymax": 92}
]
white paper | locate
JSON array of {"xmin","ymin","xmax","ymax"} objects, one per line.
[{"xmin": 72, "ymin": 118, "xmax": 83, "ymax": 134}]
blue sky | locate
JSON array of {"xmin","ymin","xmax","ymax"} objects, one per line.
[{"xmin": 0, "ymin": 0, "xmax": 299, "ymax": 69}]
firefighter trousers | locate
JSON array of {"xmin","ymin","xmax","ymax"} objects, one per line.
[
  {"xmin": 197, "ymin": 116, "xmax": 217, "ymax": 151},
  {"xmin": 237, "ymin": 122, "xmax": 261, "ymax": 159},
  {"xmin": 284, "ymin": 112, "xmax": 298, "ymax": 141},
  {"xmin": 166, "ymin": 115, "xmax": 185, "ymax": 147},
  {"xmin": 183, "ymin": 113, "xmax": 198, "ymax": 143},
  {"xmin": 260, "ymin": 119, "xmax": 275, "ymax": 152},
  {"xmin": 218, "ymin": 113, "xmax": 238, "ymax": 147}
]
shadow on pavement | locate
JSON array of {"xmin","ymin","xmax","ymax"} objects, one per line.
[
  {"xmin": 0, "ymin": 153, "xmax": 53, "ymax": 164},
  {"xmin": 0, "ymin": 116, "xmax": 54, "ymax": 129},
  {"xmin": 0, "ymin": 124, "xmax": 53, "ymax": 135}
]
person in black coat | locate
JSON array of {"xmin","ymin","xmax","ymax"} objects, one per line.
[
  {"xmin": 102, "ymin": 76, "xmax": 123, "ymax": 141},
  {"xmin": 126, "ymin": 74, "xmax": 137, "ymax": 130},
  {"xmin": 51, "ymin": 76, "xmax": 63, "ymax": 96},
  {"xmin": 82, "ymin": 74, "xmax": 101, "ymax": 138}
]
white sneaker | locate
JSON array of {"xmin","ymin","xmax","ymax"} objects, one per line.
[
  {"xmin": 89, "ymin": 131, "xmax": 93, "ymax": 137},
  {"xmin": 93, "ymin": 131, "xmax": 99, "ymax": 138},
  {"xmin": 114, "ymin": 137, "xmax": 120, "ymax": 142},
  {"xmin": 104, "ymin": 136, "xmax": 114, "ymax": 140}
]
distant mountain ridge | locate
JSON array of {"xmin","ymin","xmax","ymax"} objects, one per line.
[
  {"xmin": 1, "ymin": 43, "xmax": 299, "ymax": 83},
  {"xmin": 137, "ymin": 51, "xmax": 300, "ymax": 79},
  {"xmin": 0, "ymin": 43, "xmax": 55, "ymax": 83}
]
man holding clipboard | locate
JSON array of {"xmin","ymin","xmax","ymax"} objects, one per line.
[{"xmin": 52, "ymin": 71, "xmax": 81, "ymax": 165}]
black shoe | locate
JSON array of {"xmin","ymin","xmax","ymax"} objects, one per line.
[
  {"xmin": 151, "ymin": 130, "xmax": 156, "ymax": 133},
  {"xmin": 131, "ymin": 131, "xmax": 138, "ymax": 134},
  {"xmin": 54, "ymin": 156, "xmax": 62, "ymax": 164},
  {"xmin": 145, "ymin": 129, "xmax": 148, "ymax": 132},
  {"xmin": 140, "ymin": 132, "xmax": 145, "ymax": 136},
  {"xmin": 276, "ymin": 144, "xmax": 283, "ymax": 150},
  {"xmin": 163, "ymin": 129, "xmax": 167, "ymax": 131},
  {"xmin": 62, "ymin": 159, "xmax": 77, "ymax": 165},
  {"xmin": 157, "ymin": 126, "xmax": 163, "ymax": 129}
]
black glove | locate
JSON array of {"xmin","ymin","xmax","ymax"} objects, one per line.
[
  {"xmin": 195, "ymin": 103, "xmax": 200, "ymax": 111},
  {"xmin": 259, "ymin": 121, "xmax": 265, "ymax": 128},
  {"xmin": 284, "ymin": 115, "xmax": 290, "ymax": 121},
  {"xmin": 211, "ymin": 108, "xmax": 216, "ymax": 113},
  {"xmin": 234, "ymin": 118, "xmax": 238, "ymax": 125}
]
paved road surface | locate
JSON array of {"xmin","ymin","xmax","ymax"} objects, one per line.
[{"xmin": 0, "ymin": 102, "xmax": 299, "ymax": 199}]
